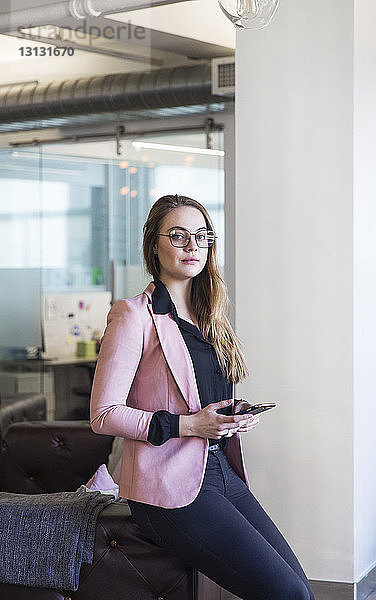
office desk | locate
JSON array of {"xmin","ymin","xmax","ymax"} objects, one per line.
[{"xmin": 0, "ymin": 357, "xmax": 97, "ymax": 420}]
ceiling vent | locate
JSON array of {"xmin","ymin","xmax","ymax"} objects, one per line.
[
  {"xmin": 211, "ymin": 57, "xmax": 235, "ymax": 96},
  {"xmin": 0, "ymin": 63, "xmax": 233, "ymax": 128}
]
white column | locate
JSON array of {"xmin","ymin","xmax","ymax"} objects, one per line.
[
  {"xmin": 235, "ymin": 0, "xmax": 376, "ymax": 583},
  {"xmin": 353, "ymin": 0, "xmax": 376, "ymax": 582}
]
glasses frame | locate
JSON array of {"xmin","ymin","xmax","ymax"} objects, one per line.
[{"xmin": 157, "ymin": 227, "xmax": 217, "ymax": 248}]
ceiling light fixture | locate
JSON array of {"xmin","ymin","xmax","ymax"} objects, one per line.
[
  {"xmin": 218, "ymin": 0, "xmax": 279, "ymax": 29},
  {"xmin": 132, "ymin": 141, "xmax": 224, "ymax": 156}
]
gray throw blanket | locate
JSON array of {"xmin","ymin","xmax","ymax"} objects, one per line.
[{"xmin": 0, "ymin": 485, "xmax": 115, "ymax": 591}]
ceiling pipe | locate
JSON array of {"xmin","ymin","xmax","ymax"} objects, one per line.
[
  {"xmin": 0, "ymin": 63, "xmax": 231, "ymax": 125},
  {"xmin": 0, "ymin": 0, "xmax": 191, "ymax": 33}
]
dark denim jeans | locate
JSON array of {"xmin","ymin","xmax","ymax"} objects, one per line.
[{"xmin": 128, "ymin": 449, "xmax": 315, "ymax": 600}]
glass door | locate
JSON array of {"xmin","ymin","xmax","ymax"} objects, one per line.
[
  {"xmin": 0, "ymin": 125, "xmax": 225, "ymax": 418},
  {"xmin": 0, "ymin": 147, "xmax": 48, "ymax": 411}
]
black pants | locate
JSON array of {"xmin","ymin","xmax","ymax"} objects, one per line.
[{"xmin": 128, "ymin": 449, "xmax": 315, "ymax": 600}]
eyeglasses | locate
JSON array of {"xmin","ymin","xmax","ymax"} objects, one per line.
[{"xmin": 157, "ymin": 227, "xmax": 217, "ymax": 248}]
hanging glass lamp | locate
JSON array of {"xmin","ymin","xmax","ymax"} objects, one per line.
[{"xmin": 218, "ymin": 0, "xmax": 280, "ymax": 29}]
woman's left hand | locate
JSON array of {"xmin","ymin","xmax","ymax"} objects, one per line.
[{"xmin": 225, "ymin": 415, "xmax": 260, "ymax": 436}]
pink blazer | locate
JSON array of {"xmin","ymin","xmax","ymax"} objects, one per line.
[{"xmin": 90, "ymin": 281, "xmax": 250, "ymax": 508}]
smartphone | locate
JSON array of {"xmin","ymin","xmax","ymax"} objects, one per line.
[{"xmin": 234, "ymin": 400, "xmax": 276, "ymax": 416}]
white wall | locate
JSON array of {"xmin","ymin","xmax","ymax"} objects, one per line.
[
  {"xmin": 353, "ymin": 0, "xmax": 376, "ymax": 582},
  {"xmin": 235, "ymin": 0, "xmax": 356, "ymax": 582}
]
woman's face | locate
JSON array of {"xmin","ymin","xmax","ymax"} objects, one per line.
[{"xmin": 153, "ymin": 206, "xmax": 209, "ymax": 283}]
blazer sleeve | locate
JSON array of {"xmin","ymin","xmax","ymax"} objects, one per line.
[{"xmin": 90, "ymin": 299, "xmax": 154, "ymax": 441}]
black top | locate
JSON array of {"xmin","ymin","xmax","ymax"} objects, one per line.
[{"xmin": 147, "ymin": 277, "xmax": 233, "ymax": 449}]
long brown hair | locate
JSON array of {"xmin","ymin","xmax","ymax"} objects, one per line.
[{"xmin": 143, "ymin": 194, "xmax": 249, "ymax": 384}]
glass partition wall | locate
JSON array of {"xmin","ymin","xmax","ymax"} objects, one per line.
[{"xmin": 0, "ymin": 129, "xmax": 225, "ymax": 419}]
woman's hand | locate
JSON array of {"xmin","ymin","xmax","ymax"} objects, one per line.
[
  {"xmin": 234, "ymin": 415, "xmax": 260, "ymax": 434},
  {"xmin": 179, "ymin": 399, "xmax": 259, "ymax": 440},
  {"xmin": 223, "ymin": 413, "xmax": 260, "ymax": 437}
]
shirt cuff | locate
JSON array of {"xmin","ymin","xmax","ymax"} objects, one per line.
[{"xmin": 147, "ymin": 410, "xmax": 180, "ymax": 446}]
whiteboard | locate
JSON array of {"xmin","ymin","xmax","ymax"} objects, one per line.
[{"xmin": 42, "ymin": 291, "xmax": 111, "ymax": 359}]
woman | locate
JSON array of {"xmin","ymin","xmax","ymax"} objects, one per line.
[{"xmin": 90, "ymin": 194, "xmax": 315, "ymax": 600}]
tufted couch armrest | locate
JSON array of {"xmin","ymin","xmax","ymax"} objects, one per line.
[{"xmin": 0, "ymin": 421, "xmax": 114, "ymax": 494}]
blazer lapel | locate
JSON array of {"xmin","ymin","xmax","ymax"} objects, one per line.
[{"xmin": 143, "ymin": 282, "xmax": 201, "ymax": 413}]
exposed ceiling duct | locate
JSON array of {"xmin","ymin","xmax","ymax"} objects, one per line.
[
  {"xmin": 0, "ymin": 0, "xmax": 190, "ymax": 33},
  {"xmin": 0, "ymin": 63, "xmax": 234, "ymax": 128}
]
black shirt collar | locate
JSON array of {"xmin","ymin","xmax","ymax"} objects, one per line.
[
  {"xmin": 152, "ymin": 277, "xmax": 176, "ymax": 316},
  {"xmin": 151, "ymin": 277, "xmax": 207, "ymax": 341}
]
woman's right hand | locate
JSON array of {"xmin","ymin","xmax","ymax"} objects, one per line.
[{"xmin": 179, "ymin": 399, "xmax": 256, "ymax": 440}]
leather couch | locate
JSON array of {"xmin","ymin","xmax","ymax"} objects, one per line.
[
  {"xmin": 0, "ymin": 392, "xmax": 46, "ymax": 442},
  {"xmin": 0, "ymin": 420, "xmax": 197, "ymax": 600}
]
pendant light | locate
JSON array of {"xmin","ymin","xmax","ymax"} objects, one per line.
[{"xmin": 218, "ymin": 0, "xmax": 280, "ymax": 29}]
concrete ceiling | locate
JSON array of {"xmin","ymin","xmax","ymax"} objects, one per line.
[
  {"xmin": 0, "ymin": 0, "xmax": 234, "ymax": 86},
  {"xmin": 0, "ymin": 1, "xmax": 235, "ymax": 142}
]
